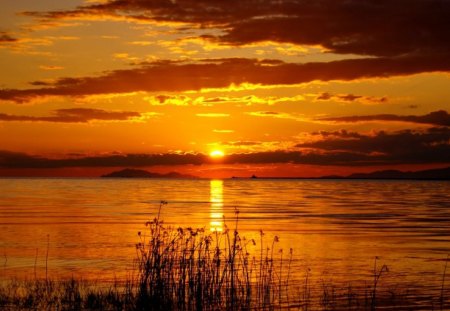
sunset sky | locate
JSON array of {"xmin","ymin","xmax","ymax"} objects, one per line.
[{"xmin": 0, "ymin": 0, "xmax": 449, "ymax": 177}]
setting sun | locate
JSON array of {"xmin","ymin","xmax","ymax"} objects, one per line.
[{"xmin": 209, "ymin": 150, "xmax": 225, "ymax": 158}]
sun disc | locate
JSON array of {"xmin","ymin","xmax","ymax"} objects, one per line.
[{"xmin": 209, "ymin": 150, "xmax": 225, "ymax": 158}]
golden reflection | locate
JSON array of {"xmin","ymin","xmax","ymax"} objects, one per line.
[{"xmin": 210, "ymin": 179, "xmax": 224, "ymax": 231}]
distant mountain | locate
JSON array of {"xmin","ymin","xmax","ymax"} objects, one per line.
[
  {"xmin": 238, "ymin": 166, "xmax": 450, "ymax": 180},
  {"xmin": 102, "ymin": 168, "xmax": 196, "ymax": 179},
  {"xmin": 344, "ymin": 166, "xmax": 450, "ymax": 180}
]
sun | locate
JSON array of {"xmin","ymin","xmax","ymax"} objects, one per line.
[{"xmin": 209, "ymin": 150, "xmax": 225, "ymax": 158}]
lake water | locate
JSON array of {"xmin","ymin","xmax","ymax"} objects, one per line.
[{"xmin": 1, "ymin": 178, "xmax": 449, "ymax": 296}]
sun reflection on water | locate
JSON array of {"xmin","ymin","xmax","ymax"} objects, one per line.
[{"xmin": 209, "ymin": 179, "xmax": 224, "ymax": 231}]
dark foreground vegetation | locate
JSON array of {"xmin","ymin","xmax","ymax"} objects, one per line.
[{"xmin": 1, "ymin": 204, "xmax": 449, "ymax": 310}]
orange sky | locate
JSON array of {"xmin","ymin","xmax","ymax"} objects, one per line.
[{"xmin": 0, "ymin": 0, "xmax": 449, "ymax": 177}]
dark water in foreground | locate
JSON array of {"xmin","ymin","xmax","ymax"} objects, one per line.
[{"xmin": 0, "ymin": 179, "xmax": 449, "ymax": 295}]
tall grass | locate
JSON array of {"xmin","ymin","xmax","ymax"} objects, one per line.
[{"xmin": 134, "ymin": 202, "xmax": 288, "ymax": 310}]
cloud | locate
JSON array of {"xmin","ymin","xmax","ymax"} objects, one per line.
[
  {"xmin": 219, "ymin": 1, "xmax": 450, "ymax": 58},
  {"xmin": 146, "ymin": 94, "xmax": 193, "ymax": 106},
  {"xmin": 1, "ymin": 56, "xmax": 450, "ymax": 103},
  {"xmin": 320, "ymin": 110, "xmax": 450, "ymax": 127},
  {"xmin": 247, "ymin": 111, "xmax": 306, "ymax": 121},
  {"xmin": 315, "ymin": 92, "xmax": 388, "ymax": 104},
  {"xmin": 0, "ymin": 108, "xmax": 141, "ymax": 123},
  {"xmin": 24, "ymin": 0, "xmax": 450, "ymax": 59},
  {"xmin": 0, "ymin": 32, "xmax": 18, "ymax": 43},
  {"xmin": 146, "ymin": 94, "xmax": 304, "ymax": 107},
  {"xmin": 295, "ymin": 127, "xmax": 450, "ymax": 165},
  {"xmin": 310, "ymin": 130, "xmax": 364, "ymax": 139},
  {"xmin": 247, "ymin": 111, "xmax": 282, "ymax": 118},
  {"xmin": 39, "ymin": 65, "xmax": 64, "ymax": 71},
  {"xmin": 0, "ymin": 151, "xmax": 208, "ymax": 168},
  {"xmin": 0, "ymin": 35, "xmax": 78, "ymax": 56},
  {"xmin": 2, "ymin": 127, "xmax": 448, "ymax": 168}
]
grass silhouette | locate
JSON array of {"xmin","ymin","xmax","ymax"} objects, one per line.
[{"xmin": 134, "ymin": 202, "xmax": 287, "ymax": 310}]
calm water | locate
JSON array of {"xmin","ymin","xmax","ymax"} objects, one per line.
[{"xmin": 1, "ymin": 178, "xmax": 449, "ymax": 292}]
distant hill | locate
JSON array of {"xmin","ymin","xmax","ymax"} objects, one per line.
[
  {"xmin": 236, "ymin": 166, "xmax": 450, "ymax": 180},
  {"xmin": 102, "ymin": 168, "xmax": 196, "ymax": 179},
  {"xmin": 341, "ymin": 166, "xmax": 450, "ymax": 180}
]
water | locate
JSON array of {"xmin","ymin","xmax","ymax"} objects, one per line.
[{"xmin": 1, "ymin": 178, "xmax": 449, "ymax": 293}]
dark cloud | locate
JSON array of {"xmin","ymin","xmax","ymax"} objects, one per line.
[
  {"xmin": 0, "ymin": 32, "xmax": 17, "ymax": 43},
  {"xmin": 25, "ymin": 0, "xmax": 450, "ymax": 58},
  {"xmin": 3, "ymin": 55, "xmax": 448, "ymax": 103},
  {"xmin": 316, "ymin": 92, "xmax": 388, "ymax": 104},
  {"xmin": 321, "ymin": 110, "xmax": 450, "ymax": 126},
  {"xmin": 296, "ymin": 127, "xmax": 450, "ymax": 165},
  {"xmin": 0, "ymin": 149, "xmax": 333, "ymax": 168},
  {"xmin": 202, "ymin": 96, "xmax": 251, "ymax": 103},
  {"xmin": 0, "ymin": 150, "xmax": 40, "ymax": 167},
  {"xmin": 311, "ymin": 129, "xmax": 364, "ymax": 139},
  {"xmin": 0, "ymin": 108, "xmax": 140, "ymax": 123},
  {"xmin": 220, "ymin": 1, "xmax": 450, "ymax": 58},
  {"xmin": 316, "ymin": 92, "xmax": 332, "ymax": 100},
  {"xmin": 0, "ymin": 151, "xmax": 208, "ymax": 169},
  {"xmin": 155, "ymin": 95, "xmax": 176, "ymax": 103},
  {"xmin": 337, "ymin": 94, "xmax": 362, "ymax": 102},
  {"xmin": 1, "ymin": 127, "xmax": 449, "ymax": 168}
]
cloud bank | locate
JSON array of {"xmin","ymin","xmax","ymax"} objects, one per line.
[
  {"xmin": 2, "ymin": 56, "xmax": 450, "ymax": 103},
  {"xmin": 0, "ymin": 108, "xmax": 141, "ymax": 123},
  {"xmin": 320, "ymin": 110, "xmax": 450, "ymax": 127},
  {"xmin": 1, "ymin": 127, "xmax": 448, "ymax": 168},
  {"xmin": 25, "ymin": 0, "xmax": 450, "ymax": 58}
]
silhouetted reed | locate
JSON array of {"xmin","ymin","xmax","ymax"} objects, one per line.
[{"xmin": 134, "ymin": 202, "xmax": 288, "ymax": 310}]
